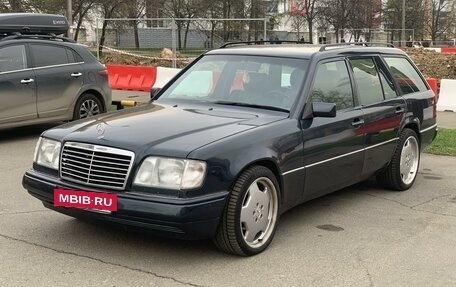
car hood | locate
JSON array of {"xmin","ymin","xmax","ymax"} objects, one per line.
[{"xmin": 44, "ymin": 102, "xmax": 287, "ymax": 158}]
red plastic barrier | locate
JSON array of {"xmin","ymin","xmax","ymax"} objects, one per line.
[
  {"xmin": 441, "ymin": 47, "xmax": 456, "ymax": 54},
  {"xmin": 426, "ymin": 77, "xmax": 439, "ymax": 103},
  {"xmin": 106, "ymin": 65, "xmax": 157, "ymax": 92}
]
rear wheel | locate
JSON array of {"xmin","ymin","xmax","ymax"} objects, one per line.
[
  {"xmin": 213, "ymin": 166, "xmax": 280, "ymax": 256},
  {"xmin": 377, "ymin": 128, "xmax": 420, "ymax": 191},
  {"xmin": 73, "ymin": 93, "xmax": 103, "ymax": 120}
]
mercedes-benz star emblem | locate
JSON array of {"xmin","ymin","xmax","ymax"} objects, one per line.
[{"xmin": 96, "ymin": 123, "xmax": 105, "ymax": 139}]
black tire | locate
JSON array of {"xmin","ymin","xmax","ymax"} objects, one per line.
[
  {"xmin": 73, "ymin": 93, "xmax": 103, "ymax": 120},
  {"xmin": 213, "ymin": 166, "xmax": 280, "ymax": 256},
  {"xmin": 377, "ymin": 128, "xmax": 421, "ymax": 191}
]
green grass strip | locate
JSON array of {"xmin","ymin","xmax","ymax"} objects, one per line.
[{"xmin": 425, "ymin": 128, "xmax": 456, "ymax": 156}]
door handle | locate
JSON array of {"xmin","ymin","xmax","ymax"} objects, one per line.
[
  {"xmin": 395, "ymin": 107, "xmax": 405, "ymax": 114},
  {"xmin": 20, "ymin": 79, "xmax": 34, "ymax": 84},
  {"xmin": 71, "ymin": 72, "xmax": 82, "ymax": 77},
  {"xmin": 351, "ymin": 118, "xmax": 365, "ymax": 127}
]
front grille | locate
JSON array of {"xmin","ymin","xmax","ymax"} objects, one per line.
[{"xmin": 60, "ymin": 142, "xmax": 135, "ymax": 190}]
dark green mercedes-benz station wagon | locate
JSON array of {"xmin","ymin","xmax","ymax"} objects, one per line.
[{"xmin": 23, "ymin": 42, "xmax": 437, "ymax": 256}]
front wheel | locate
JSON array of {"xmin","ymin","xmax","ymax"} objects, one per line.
[
  {"xmin": 377, "ymin": 128, "xmax": 420, "ymax": 191},
  {"xmin": 213, "ymin": 166, "xmax": 280, "ymax": 256},
  {"xmin": 73, "ymin": 93, "xmax": 103, "ymax": 120}
]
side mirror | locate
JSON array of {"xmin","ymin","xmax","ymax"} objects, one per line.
[
  {"xmin": 150, "ymin": 87, "xmax": 162, "ymax": 100},
  {"xmin": 302, "ymin": 102, "xmax": 337, "ymax": 119},
  {"xmin": 312, "ymin": 102, "xmax": 336, "ymax": 118}
]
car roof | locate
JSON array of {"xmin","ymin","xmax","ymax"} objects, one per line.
[
  {"xmin": 206, "ymin": 44, "xmax": 407, "ymax": 59},
  {"xmin": 0, "ymin": 37, "xmax": 85, "ymax": 48}
]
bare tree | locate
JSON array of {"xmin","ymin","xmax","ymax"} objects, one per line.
[
  {"xmin": 96, "ymin": 0, "xmax": 126, "ymax": 55},
  {"xmin": 8, "ymin": 0, "xmax": 25, "ymax": 12},
  {"xmin": 72, "ymin": 0, "xmax": 97, "ymax": 41},
  {"xmin": 319, "ymin": 0, "xmax": 352, "ymax": 43},
  {"xmin": 384, "ymin": 0, "xmax": 424, "ymax": 43},
  {"xmin": 348, "ymin": 0, "xmax": 382, "ymax": 42},
  {"xmin": 162, "ymin": 0, "xmax": 188, "ymax": 49},
  {"xmin": 444, "ymin": 0, "xmax": 456, "ymax": 40},
  {"xmin": 289, "ymin": 12, "xmax": 307, "ymax": 40},
  {"xmin": 303, "ymin": 0, "xmax": 319, "ymax": 43},
  {"xmin": 220, "ymin": 0, "xmax": 246, "ymax": 41},
  {"xmin": 203, "ymin": 1, "xmax": 224, "ymax": 47},
  {"xmin": 27, "ymin": 0, "xmax": 65, "ymax": 14},
  {"xmin": 24, "ymin": 0, "xmax": 95, "ymax": 41},
  {"xmin": 123, "ymin": 0, "xmax": 146, "ymax": 49},
  {"xmin": 427, "ymin": 0, "xmax": 453, "ymax": 42},
  {"xmin": 247, "ymin": 0, "xmax": 266, "ymax": 40}
]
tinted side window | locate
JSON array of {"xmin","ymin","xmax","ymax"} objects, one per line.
[
  {"xmin": 384, "ymin": 57, "xmax": 427, "ymax": 95},
  {"xmin": 31, "ymin": 44, "xmax": 69, "ymax": 67},
  {"xmin": 310, "ymin": 60, "xmax": 354, "ymax": 110},
  {"xmin": 349, "ymin": 58, "xmax": 384, "ymax": 106},
  {"xmin": 0, "ymin": 45, "xmax": 27, "ymax": 73},
  {"xmin": 73, "ymin": 50, "xmax": 83, "ymax": 62},
  {"xmin": 66, "ymin": 48, "xmax": 75, "ymax": 63},
  {"xmin": 375, "ymin": 57, "xmax": 398, "ymax": 100}
]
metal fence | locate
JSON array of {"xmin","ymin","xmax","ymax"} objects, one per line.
[
  {"xmin": 324, "ymin": 28, "xmax": 415, "ymax": 46},
  {"xmin": 95, "ymin": 18, "xmax": 267, "ymax": 68}
]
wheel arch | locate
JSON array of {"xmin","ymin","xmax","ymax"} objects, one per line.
[
  {"xmin": 233, "ymin": 158, "xmax": 284, "ymax": 206},
  {"xmin": 79, "ymin": 89, "xmax": 107, "ymax": 112},
  {"xmin": 402, "ymin": 120, "xmax": 420, "ymax": 142}
]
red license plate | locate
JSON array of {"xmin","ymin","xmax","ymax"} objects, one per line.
[{"xmin": 54, "ymin": 189, "xmax": 117, "ymax": 212}]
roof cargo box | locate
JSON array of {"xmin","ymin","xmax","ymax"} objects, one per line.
[{"xmin": 0, "ymin": 13, "xmax": 69, "ymax": 35}]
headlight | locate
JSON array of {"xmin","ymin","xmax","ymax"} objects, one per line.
[
  {"xmin": 134, "ymin": 157, "xmax": 207, "ymax": 190},
  {"xmin": 34, "ymin": 137, "xmax": 61, "ymax": 170}
]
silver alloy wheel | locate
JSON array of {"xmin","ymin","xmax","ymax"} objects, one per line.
[
  {"xmin": 79, "ymin": 99, "xmax": 100, "ymax": 118},
  {"xmin": 240, "ymin": 176, "xmax": 278, "ymax": 248},
  {"xmin": 400, "ymin": 136, "xmax": 419, "ymax": 185}
]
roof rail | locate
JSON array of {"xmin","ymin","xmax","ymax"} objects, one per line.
[
  {"xmin": 220, "ymin": 40, "xmax": 313, "ymax": 48},
  {"xmin": 0, "ymin": 33, "xmax": 75, "ymax": 43},
  {"xmin": 319, "ymin": 42, "xmax": 395, "ymax": 52}
]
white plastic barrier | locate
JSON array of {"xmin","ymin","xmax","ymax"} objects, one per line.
[
  {"xmin": 437, "ymin": 79, "xmax": 456, "ymax": 112},
  {"xmin": 154, "ymin": 67, "xmax": 182, "ymax": 88}
]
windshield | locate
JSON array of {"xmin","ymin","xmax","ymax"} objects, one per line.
[{"xmin": 157, "ymin": 55, "xmax": 309, "ymax": 111}]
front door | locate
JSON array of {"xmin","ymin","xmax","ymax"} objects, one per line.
[
  {"xmin": 302, "ymin": 59, "xmax": 365, "ymax": 200},
  {"xmin": 0, "ymin": 44, "xmax": 37, "ymax": 124}
]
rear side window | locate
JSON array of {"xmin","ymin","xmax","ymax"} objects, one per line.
[
  {"xmin": 310, "ymin": 60, "xmax": 354, "ymax": 110},
  {"xmin": 66, "ymin": 49, "xmax": 75, "ymax": 63},
  {"xmin": 0, "ymin": 45, "xmax": 27, "ymax": 73},
  {"xmin": 349, "ymin": 58, "xmax": 384, "ymax": 106},
  {"xmin": 31, "ymin": 44, "xmax": 70, "ymax": 67},
  {"xmin": 384, "ymin": 57, "xmax": 427, "ymax": 95}
]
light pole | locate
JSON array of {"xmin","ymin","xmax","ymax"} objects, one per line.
[{"xmin": 401, "ymin": 0, "xmax": 406, "ymax": 46}]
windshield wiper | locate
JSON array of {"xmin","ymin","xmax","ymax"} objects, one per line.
[{"xmin": 213, "ymin": 101, "xmax": 289, "ymax": 113}]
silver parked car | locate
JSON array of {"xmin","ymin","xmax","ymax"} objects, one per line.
[{"xmin": 0, "ymin": 13, "xmax": 111, "ymax": 130}]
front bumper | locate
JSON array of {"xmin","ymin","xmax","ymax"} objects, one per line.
[{"xmin": 22, "ymin": 169, "xmax": 228, "ymax": 240}]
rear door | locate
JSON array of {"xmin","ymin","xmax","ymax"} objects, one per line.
[
  {"xmin": 302, "ymin": 59, "xmax": 365, "ymax": 200},
  {"xmin": 0, "ymin": 44, "xmax": 37, "ymax": 124},
  {"xmin": 348, "ymin": 56, "xmax": 406, "ymax": 176},
  {"xmin": 30, "ymin": 43, "xmax": 83, "ymax": 118}
]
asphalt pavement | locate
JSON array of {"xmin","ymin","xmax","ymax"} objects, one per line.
[{"xmin": 1, "ymin": 124, "xmax": 455, "ymax": 286}]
